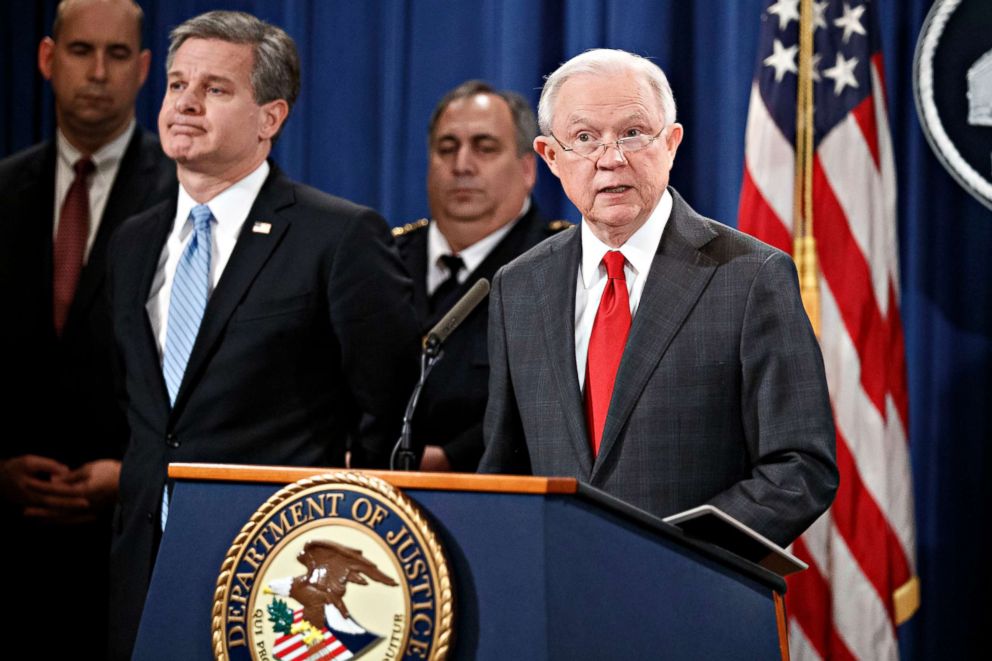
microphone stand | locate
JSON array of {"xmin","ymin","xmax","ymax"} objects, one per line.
[
  {"xmin": 391, "ymin": 338, "xmax": 443, "ymax": 471},
  {"xmin": 389, "ymin": 278, "xmax": 490, "ymax": 471}
]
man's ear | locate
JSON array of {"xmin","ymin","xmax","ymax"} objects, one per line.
[
  {"xmin": 38, "ymin": 37, "xmax": 56, "ymax": 81},
  {"xmin": 665, "ymin": 123, "xmax": 684, "ymax": 158},
  {"xmin": 534, "ymin": 136, "xmax": 561, "ymax": 178},
  {"xmin": 258, "ymin": 99, "xmax": 290, "ymax": 141},
  {"xmin": 137, "ymin": 48, "xmax": 151, "ymax": 87}
]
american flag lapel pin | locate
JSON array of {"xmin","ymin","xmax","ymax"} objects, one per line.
[{"xmin": 252, "ymin": 221, "xmax": 272, "ymax": 235}]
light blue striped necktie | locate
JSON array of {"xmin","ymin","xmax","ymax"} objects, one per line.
[{"xmin": 163, "ymin": 203, "xmax": 212, "ymax": 405}]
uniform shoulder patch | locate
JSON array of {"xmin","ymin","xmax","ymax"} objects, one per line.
[
  {"xmin": 392, "ymin": 218, "xmax": 429, "ymax": 237},
  {"xmin": 546, "ymin": 219, "xmax": 575, "ymax": 233}
]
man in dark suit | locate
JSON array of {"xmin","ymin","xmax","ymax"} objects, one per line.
[
  {"xmin": 106, "ymin": 11, "xmax": 420, "ymax": 658},
  {"xmin": 394, "ymin": 80, "xmax": 567, "ymax": 472},
  {"xmin": 479, "ymin": 49, "xmax": 838, "ymax": 547},
  {"xmin": 0, "ymin": 0, "xmax": 173, "ymax": 652}
]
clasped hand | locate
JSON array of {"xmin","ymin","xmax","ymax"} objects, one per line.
[{"xmin": 0, "ymin": 455, "xmax": 120, "ymax": 524}]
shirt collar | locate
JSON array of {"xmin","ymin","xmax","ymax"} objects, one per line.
[
  {"xmin": 56, "ymin": 119, "xmax": 136, "ymax": 175},
  {"xmin": 175, "ymin": 160, "xmax": 271, "ymax": 239},
  {"xmin": 580, "ymin": 188, "xmax": 672, "ymax": 288},
  {"xmin": 427, "ymin": 197, "xmax": 530, "ymax": 274}
]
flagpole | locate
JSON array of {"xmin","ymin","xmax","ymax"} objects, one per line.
[{"xmin": 794, "ymin": 0, "xmax": 820, "ymax": 336}]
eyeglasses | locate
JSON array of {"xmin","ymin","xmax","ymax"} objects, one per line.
[{"xmin": 550, "ymin": 127, "xmax": 665, "ymax": 160}]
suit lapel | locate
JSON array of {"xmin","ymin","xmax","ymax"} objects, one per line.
[
  {"xmin": 131, "ymin": 200, "xmax": 176, "ymax": 412},
  {"xmin": 170, "ymin": 169, "xmax": 293, "ymax": 412},
  {"xmin": 28, "ymin": 144, "xmax": 57, "ymax": 332},
  {"xmin": 591, "ymin": 193, "xmax": 719, "ymax": 479},
  {"xmin": 534, "ymin": 228, "xmax": 593, "ymax": 476}
]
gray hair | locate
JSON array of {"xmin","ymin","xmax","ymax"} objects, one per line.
[
  {"xmin": 166, "ymin": 10, "xmax": 300, "ymax": 114},
  {"xmin": 428, "ymin": 80, "xmax": 539, "ymax": 157},
  {"xmin": 537, "ymin": 49, "xmax": 677, "ymax": 135}
]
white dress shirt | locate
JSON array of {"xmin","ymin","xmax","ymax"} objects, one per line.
[
  {"xmin": 574, "ymin": 189, "xmax": 673, "ymax": 390},
  {"xmin": 146, "ymin": 161, "xmax": 270, "ymax": 359},
  {"xmin": 53, "ymin": 120, "xmax": 135, "ymax": 261},
  {"xmin": 425, "ymin": 198, "xmax": 530, "ymax": 295}
]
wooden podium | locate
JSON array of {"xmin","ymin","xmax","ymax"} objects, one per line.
[{"xmin": 133, "ymin": 464, "xmax": 790, "ymax": 660}]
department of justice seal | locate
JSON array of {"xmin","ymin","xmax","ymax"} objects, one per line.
[
  {"xmin": 212, "ymin": 472, "xmax": 453, "ymax": 661},
  {"xmin": 914, "ymin": 0, "xmax": 992, "ymax": 210}
]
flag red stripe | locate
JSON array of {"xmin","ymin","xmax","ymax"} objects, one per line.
[
  {"xmin": 303, "ymin": 634, "xmax": 347, "ymax": 660},
  {"xmin": 738, "ymin": 167, "xmax": 792, "ymax": 253},
  {"xmin": 832, "ymin": 429, "xmax": 912, "ymax": 619},
  {"xmin": 324, "ymin": 645, "xmax": 349, "ymax": 659},
  {"xmin": 789, "ymin": 537, "xmax": 864, "ymax": 661},
  {"xmin": 850, "ymin": 95, "xmax": 881, "ymax": 171},
  {"xmin": 278, "ymin": 637, "xmax": 306, "ymax": 656},
  {"xmin": 885, "ymin": 281, "xmax": 911, "ymax": 427},
  {"xmin": 828, "ymin": 625, "xmax": 860, "ymax": 661},
  {"xmin": 812, "ymin": 157, "xmax": 890, "ymax": 415},
  {"xmin": 787, "ymin": 538, "xmax": 833, "ymax": 658}
]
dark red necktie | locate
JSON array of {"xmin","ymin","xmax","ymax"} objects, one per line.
[
  {"xmin": 53, "ymin": 157, "xmax": 95, "ymax": 334},
  {"xmin": 584, "ymin": 250, "xmax": 631, "ymax": 455}
]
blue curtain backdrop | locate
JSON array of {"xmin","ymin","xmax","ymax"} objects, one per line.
[{"xmin": 2, "ymin": 1, "xmax": 988, "ymax": 658}]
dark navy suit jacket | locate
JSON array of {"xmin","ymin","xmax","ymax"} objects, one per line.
[
  {"xmin": 0, "ymin": 128, "xmax": 175, "ymax": 655},
  {"xmin": 106, "ymin": 165, "xmax": 421, "ymax": 658},
  {"xmin": 395, "ymin": 203, "xmax": 563, "ymax": 471}
]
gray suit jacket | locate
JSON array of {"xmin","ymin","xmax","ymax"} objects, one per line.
[{"xmin": 479, "ymin": 189, "xmax": 838, "ymax": 547}]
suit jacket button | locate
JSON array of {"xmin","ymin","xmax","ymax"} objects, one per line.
[
  {"xmin": 166, "ymin": 433, "xmax": 180, "ymax": 448},
  {"xmin": 146, "ymin": 511, "xmax": 154, "ymax": 523}
]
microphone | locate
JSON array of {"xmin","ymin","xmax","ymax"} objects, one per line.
[
  {"xmin": 423, "ymin": 278, "xmax": 490, "ymax": 357},
  {"xmin": 390, "ymin": 278, "xmax": 491, "ymax": 470}
]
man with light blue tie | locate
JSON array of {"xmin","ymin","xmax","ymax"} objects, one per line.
[{"xmin": 105, "ymin": 11, "xmax": 420, "ymax": 658}]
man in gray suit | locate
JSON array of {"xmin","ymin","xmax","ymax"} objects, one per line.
[{"xmin": 479, "ymin": 49, "xmax": 837, "ymax": 547}]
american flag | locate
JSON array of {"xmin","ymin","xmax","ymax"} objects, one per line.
[
  {"xmin": 738, "ymin": 1, "xmax": 918, "ymax": 659},
  {"xmin": 272, "ymin": 610, "xmax": 355, "ymax": 661}
]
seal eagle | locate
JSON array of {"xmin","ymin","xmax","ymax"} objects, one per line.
[{"xmin": 269, "ymin": 539, "xmax": 398, "ymax": 629}]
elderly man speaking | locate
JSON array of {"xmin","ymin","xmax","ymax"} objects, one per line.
[{"xmin": 479, "ymin": 49, "xmax": 838, "ymax": 548}]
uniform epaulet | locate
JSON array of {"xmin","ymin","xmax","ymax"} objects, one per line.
[
  {"xmin": 392, "ymin": 218, "xmax": 429, "ymax": 237},
  {"xmin": 546, "ymin": 219, "xmax": 575, "ymax": 233}
]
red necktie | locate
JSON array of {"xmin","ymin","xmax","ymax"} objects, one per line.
[
  {"xmin": 53, "ymin": 157, "xmax": 95, "ymax": 334},
  {"xmin": 584, "ymin": 250, "xmax": 631, "ymax": 455}
]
